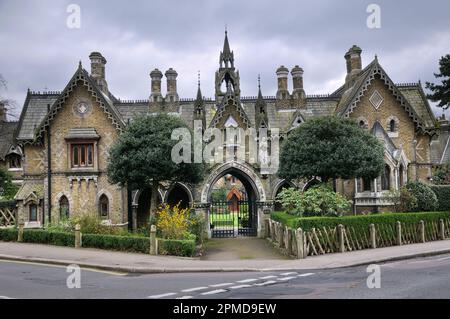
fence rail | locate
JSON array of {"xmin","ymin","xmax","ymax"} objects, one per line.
[
  {"xmin": 266, "ymin": 218, "xmax": 450, "ymax": 259},
  {"xmin": 0, "ymin": 201, "xmax": 17, "ymax": 227}
]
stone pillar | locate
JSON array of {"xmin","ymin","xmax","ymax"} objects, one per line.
[
  {"xmin": 18, "ymin": 221, "xmax": 24, "ymax": 242},
  {"xmin": 132, "ymin": 205, "xmax": 138, "ymax": 232},
  {"xmin": 296, "ymin": 228, "xmax": 305, "ymax": 259},
  {"xmin": 439, "ymin": 219, "xmax": 445, "ymax": 240},
  {"xmin": 419, "ymin": 220, "xmax": 425, "ymax": 243},
  {"xmin": 369, "ymin": 224, "xmax": 376, "ymax": 249},
  {"xmin": 74, "ymin": 224, "xmax": 82, "ymax": 249},
  {"xmin": 396, "ymin": 221, "xmax": 402, "ymax": 246},
  {"xmin": 338, "ymin": 224, "xmax": 345, "ymax": 253},
  {"xmin": 150, "ymin": 224, "xmax": 158, "ymax": 255}
]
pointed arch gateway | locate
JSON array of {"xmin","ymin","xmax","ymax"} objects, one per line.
[{"xmin": 202, "ymin": 162, "xmax": 265, "ymax": 238}]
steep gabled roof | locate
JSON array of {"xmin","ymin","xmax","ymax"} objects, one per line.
[
  {"xmin": 209, "ymin": 87, "xmax": 251, "ymax": 128},
  {"xmin": 336, "ymin": 58, "xmax": 435, "ymax": 135},
  {"xmin": 0, "ymin": 121, "xmax": 18, "ymax": 160},
  {"xmin": 33, "ymin": 63, "xmax": 125, "ymax": 143}
]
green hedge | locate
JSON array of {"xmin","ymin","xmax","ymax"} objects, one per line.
[
  {"xmin": 158, "ymin": 238, "xmax": 196, "ymax": 257},
  {"xmin": 0, "ymin": 228, "xmax": 18, "ymax": 242},
  {"xmin": 82, "ymin": 233, "xmax": 150, "ymax": 254},
  {"xmin": 271, "ymin": 211, "xmax": 450, "ymax": 230},
  {"xmin": 431, "ymin": 185, "xmax": 450, "ymax": 211},
  {"xmin": 23, "ymin": 230, "xmax": 75, "ymax": 247}
]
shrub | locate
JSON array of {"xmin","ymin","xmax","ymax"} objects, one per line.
[
  {"xmin": 271, "ymin": 211, "xmax": 450, "ymax": 231},
  {"xmin": 276, "ymin": 185, "xmax": 351, "ymax": 217},
  {"xmin": 158, "ymin": 238, "xmax": 196, "ymax": 257},
  {"xmin": 386, "ymin": 187, "xmax": 418, "ymax": 212},
  {"xmin": 23, "ymin": 230, "xmax": 74, "ymax": 247},
  {"xmin": 82, "ymin": 233, "xmax": 149, "ymax": 253},
  {"xmin": 156, "ymin": 203, "xmax": 190, "ymax": 239},
  {"xmin": 430, "ymin": 185, "xmax": 450, "ymax": 211},
  {"xmin": 0, "ymin": 227, "xmax": 18, "ymax": 241},
  {"xmin": 432, "ymin": 161, "xmax": 450, "ymax": 185},
  {"xmin": 405, "ymin": 181, "xmax": 438, "ymax": 212},
  {"xmin": 45, "ymin": 214, "xmax": 127, "ymax": 236}
]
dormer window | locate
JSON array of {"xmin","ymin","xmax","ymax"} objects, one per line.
[{"xmin": 8, "ymin": 155, "xmax": 21, "ymax": 169}]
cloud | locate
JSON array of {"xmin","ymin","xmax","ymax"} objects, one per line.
[{"xmin": 0, "ymin": 0, "xmax": 449, "ymax": 118}]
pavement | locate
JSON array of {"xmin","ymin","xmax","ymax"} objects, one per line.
[{"xmin": 0, "ymin": 238, "xmax": 449, "ymax": 274}]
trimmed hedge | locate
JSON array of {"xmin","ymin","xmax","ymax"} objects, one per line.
[
  {"xmin": 23, "ymin": 230, "xmax": 75, "ymax": 247},
  {"xmin": 0, "ymin": 228, "xmax": 18, "ymax": 242},
  {"xmin": 271, "ymin": 211, "xmax": 450, "ymax": 231},
  {"xmin": 158, "ymin": 238, "xmax": 196, "ymax": 257},
  {"xmin": 431, "ymin": 185, "xmax": 450, "ymax": 211},
  {"xmin": 82, "ymin": 233, "xmax": 150, "ymax": 253}
]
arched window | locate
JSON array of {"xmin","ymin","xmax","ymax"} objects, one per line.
[
  {"xmin": 59, "ymin": 196, "xmax": 69, "ymax": 220},
  {"xmin": 99, "ymin": 194, "xmax": 109, "ymax": 219},
  {"xmin": 390, "ymin": 119, "xmax": 396, "ymax": 132},
  {"xmin": 29, "ymin": 204, "xmax": 38, "ymax": 222},
  {"xmin": 362, "ymin": 177, "xmax": 372, "ymax": 192},
  {"xmin": 381, "ymin": 165, "xmax": 391, "ymax": 191}
]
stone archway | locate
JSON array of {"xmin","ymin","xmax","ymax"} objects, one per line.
[
  {"xmin": 165, "ymin": 182, "xmax": 193, "ymax": 209},
  {"xmin": 272, "ymin": 179, "xmax": 296, "ymax": 211},
  {"xmin": 200, "ymin": 161, "xmax": 266, "ymax": 238},
  {"xmin": 133, "ymin": 188, "xmax": 163, "ymax": 229}
]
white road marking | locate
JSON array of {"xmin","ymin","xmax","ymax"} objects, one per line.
[
  {"xmin": 259, "ymin": 275, "xmax": 277, "ymax": 279},
  {"xmin": 177, "ymin": 296, "xmax": 194, "ymax": 299},
  {"xmin": 280, "ymin": 272, "xmax": 297, "ymax": 276},
  {"xmin": 278, "ymin": 276, "xmax": 296, "ymax": 281},
  {"xmin": 229, "ymin": 284, "xmax": 252, "ymax": 289},
  {"xmin": 201, "ymin": 289, "xmax": 227, "ymax": 296},
  {"xmin": 209, "ymin": 283, "xmax": 233, "ymax": 288},
  {"xmin": 181, "ymin": 286, "xmax": 209, "ymax": 293},
  {"xmin": 298, "ymin": 273, "xmax": 315, "ymax": 277},
  {"xmin": 254, "ymin": 281, "xmax": 276, "ymax": 287},
  {"xmin": 147, "ymin": 292, "xmax": 177, "ymax": 299},
  {"xmin": 237, "ymin": 278, "xmax": 258, "ymax": 283}
]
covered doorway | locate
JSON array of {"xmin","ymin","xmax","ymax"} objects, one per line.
[
  {"xmin": 208, "ymin": 169, "xmax": 259, "ymax": 238},
  {"xmin": 136, "ymin": 188, "xmax": 162, "ymax": 228}
]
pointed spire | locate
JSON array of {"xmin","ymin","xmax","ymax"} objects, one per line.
[
  {"xmin": 220, "ymin": 28, "xmax": 234, "ymax": 68},
  {"xmin": 196, "ymin": 71, "xmax": 202, "ymax": 101},
  {"xmin": 223, "ymin": 30, "xmax": 231, "ymax": 57},
  {"xmin": 257, "ymin": 74, "xmax": 263, "ymax": 99}
]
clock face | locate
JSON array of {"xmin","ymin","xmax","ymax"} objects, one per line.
[{"xmin": 74, "ymin": 101, "xmax": 91, "ymax": 117}]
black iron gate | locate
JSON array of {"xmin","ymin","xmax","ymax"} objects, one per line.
[{"xmin": 209, "ymin": 198, "xmax": 257, "ymax": 238}]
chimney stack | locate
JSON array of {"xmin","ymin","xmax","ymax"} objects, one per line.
[
  {"xmin": 0, "ymin": 102, "xmax": 6, "ymax": 122},
  {"xmin": 345, "ymin": 45, "xmax": 362, "ymax": 87},
  {"xmin": 150, "ymin": 68, "xmax": 163, "ymax": 102},
  {"xmin": 89, "ymin": 52, "xmax": 108, "ymax": 93},
  {"xmin": 291, "ymin": 65, "xmax": 306, "ymax": 102},
  {"xmin": 165, "ymin": 68, "xmax": 179, "ymax": 102},
  {"xmin": 276, "ymin": 65, "xmax": 290, "ymax": 100}
]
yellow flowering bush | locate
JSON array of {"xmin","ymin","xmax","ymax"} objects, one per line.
[{"xmin": 156, "ymin": 203, "xmax": 190, "ymax": 240}]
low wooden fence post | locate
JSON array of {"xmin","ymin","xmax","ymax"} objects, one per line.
[
  {"xmin": 296, "ymin": 228, "xmax": 305, "ymax": 259},
  {"xmin": 284, "ymin": 226, "xmax": 290, "ymax": 251},
  {"xmin": 338, "ymin": 224, "xmax": 345, "ymax": 253},
  {"xmin": 277, "ymin": 222, "xmax": 284, "ymax": 247},
  {"xmin": 419, "ymin": 220, "xmax": 425, "ymax": 243},
  {"xmin": 396, "ymin": 221, "xmax": 402, "ymax": 246},
  {"xmin": 18, "ymin": 221, "xmax": 24, "ymax": 242},
  {"xmin": 369, "ymin": 224, "xmax": 376, "ymax": 249},
  {"xmin": 150, "ymin": 224, "xmax": 158, "ymax": 255},
  {"xmin": 439, "ymin": 219, "xmax": 445, "ymax": 240},
  {"xmin": 74, "ymin": 224, "xmax": 82, "ymax": 249}
]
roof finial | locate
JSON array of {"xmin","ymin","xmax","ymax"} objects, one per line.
[
  {"xmin": 78, "ymin": 60, "xmax": 82, "ymax": 69},
  {"xmin": 258, "ymin": 74, "xmax": 261, "ymax": 90},
  {"xmin": 197, "ymin": 70, "xmax": 201, "ymax": 88},
  {"xmin": 225, "ymin": 24, "xmax": 227, "ymax": 34},
  {"xmin": 374, "ymin": 54, "xmax": 378, "ymax": 61}
]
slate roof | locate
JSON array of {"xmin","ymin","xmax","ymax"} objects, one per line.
[
  {"xmin": 0, "ymin": 121, "xmax": 18, "ymax": 160},
  {"xmin": 14, "ymin": 181, "xmax": 44, "ymax": 201}
]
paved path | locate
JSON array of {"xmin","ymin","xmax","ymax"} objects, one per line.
[
  {"xmin": 0, "ymin": 239, "xmax": 449, "ymax": 273},
  {"xmin": 1, "ymin": 254, "xmax": 449, "ymax": 298},
  {"xmin": 201, "ymin": 238, "xmax": 289, "ymax": 260}
]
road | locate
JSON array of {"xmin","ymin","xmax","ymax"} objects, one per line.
[{"xmin": 0, "ymin": 254, "xmax": 450, "ymax": 299}]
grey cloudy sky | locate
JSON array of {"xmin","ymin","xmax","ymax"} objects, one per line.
[{"xmin": 1, "ymin": 0, "xmax": 449, "ymax": 119}]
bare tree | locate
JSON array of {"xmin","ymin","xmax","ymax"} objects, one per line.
[{"xmin": 0, "ymin": 74, "xmax": 18, "ymax": 122}]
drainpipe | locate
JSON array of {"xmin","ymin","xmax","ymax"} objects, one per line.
[{"xmin": 47, "ymin": 104, "xmax": 52, "ymax": 224}]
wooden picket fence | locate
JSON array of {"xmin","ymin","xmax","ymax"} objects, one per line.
[
  {"xmin": 266, "ymin": 218, "xmax": 450, "ymax": 259},
  {"xmin": 0, "ymin": 201, "xmax": 17, "ymax": 228}
]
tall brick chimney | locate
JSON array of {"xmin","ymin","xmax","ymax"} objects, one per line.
[
  {"xmin": 89, "ymin": 52, "xmax": 108, "ymax": 94},
  {"xmin": 291, "ymin": 65, "xmax": 306, "ymax": 102},
  {"xmin": 276, "ymin": 65, "xmax": 290, "ymax": 100},
  {"xmin": 345, "ymin": 45, "xmax": 362, "ymax": 87},
  {"xmin": 150, "ymin": 68, "xmax": 163, "ymax": 102},
  {"xmin": 165, "ymin": 68, "xmax": 179, "ymax": 102}
]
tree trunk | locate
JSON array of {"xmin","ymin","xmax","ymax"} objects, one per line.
[{"xmin": 150, "ymin": 182, "xmax": 159, "ymax": 220}]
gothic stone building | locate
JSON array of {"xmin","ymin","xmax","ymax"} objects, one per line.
[{"xmin": 6, "ymin": 32, "xmax": 447, "ymax": 237}]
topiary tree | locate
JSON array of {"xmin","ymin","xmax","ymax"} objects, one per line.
[
  {"xmin": 279, "ymin": 116, "xmax": 385, "ymax": 183},
  {"xmin": 405, "ymin": 181, "xmax": 438, "ymax": 212},
  {"xmin": 107, "ymin": 114, "xmax": 205, "ymax": 217}
]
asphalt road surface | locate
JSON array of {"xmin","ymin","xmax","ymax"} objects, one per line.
[{"xmin": 0, "ymin": 253, "xmax": 450, "ymax": 299}]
